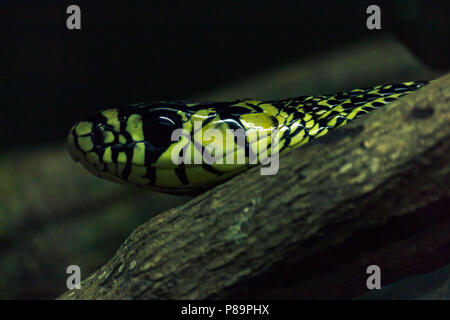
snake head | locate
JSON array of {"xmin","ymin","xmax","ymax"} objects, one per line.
[
  {"xmin": 67, "ymin": 101, "xmax": 278, "ymax": 195},
  {"xmin": 66, "ymin": 105, "xmax": 189, "ymax": 189}
]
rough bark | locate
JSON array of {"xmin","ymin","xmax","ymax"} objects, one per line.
[{"xmin": 59, "ymin": 74, "xmax": 450, "ymax": 300}]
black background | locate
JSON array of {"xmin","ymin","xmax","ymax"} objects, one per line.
[{"xmin": 1, "ymin": 1, "xmax": 378, "ymax": 152}]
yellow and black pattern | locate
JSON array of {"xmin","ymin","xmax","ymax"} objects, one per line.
[{"xmin": 67, "ymin": 80, "xmax": 428, "ymax": 195}]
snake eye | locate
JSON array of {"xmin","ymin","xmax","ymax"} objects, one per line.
[
  {"xmin": 92, "ymin": 126, "xmax": 104, "ymax": 146},
  {"xmin": 150, "ymin": 116, "xmax": 178, "ymax": 147},
  {"xmin": 142, "ymin": 110, "xmax": 182, "ymax": 148}
]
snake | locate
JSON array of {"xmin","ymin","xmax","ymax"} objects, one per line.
[{"xmin": 67, "ymin": 80, "xmax": 428, "ymax": 195}]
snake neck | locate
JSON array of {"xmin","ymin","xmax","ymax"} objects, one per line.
[{"xmin": 269, "ymin": 80, "xmax": 429, "ymax": 152}]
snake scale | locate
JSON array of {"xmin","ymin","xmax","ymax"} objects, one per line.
[{"xmin": 67, "ymin": 80, "xmax": 428, "ymax": 195}]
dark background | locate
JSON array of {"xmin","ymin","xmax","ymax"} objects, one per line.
[
  {"xmin": 2, "ymin": 1, "xmax": 448, "ymax": 152},
  {"xmin": 1, "ymin": 0, "xmax": 383, "ymax": 152}
]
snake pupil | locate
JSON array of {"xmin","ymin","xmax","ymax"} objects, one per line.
[
  {"xmin": 153, "ymin": 117, "xmax": 177, "ymax": 147},
  {"xmin": 143, "ymin": 110, "xmax": 181, "ymax": 148}
]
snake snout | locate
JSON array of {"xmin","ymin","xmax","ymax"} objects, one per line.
[
  {"xmin": 66, "ymin": 120, "xmax": 105, "ymax": 179},
  {"xmin": 66, "ymin": 124, "xmax": 81, "ymax": 162}
]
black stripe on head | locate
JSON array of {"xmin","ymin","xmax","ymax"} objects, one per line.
[
  {"xmin": 144, "ymin": 165, "xmax": 157, "ymax": 186},
  {"xmin": 175, "ymin": 165, "xmax": 189, "ymax": 185},
  {"xmin": 143, "ymin": 141, "xmax": 164, "ymax": 165},
  {"xmin": 117, "ymin": 108, "xmax": 135, "ymax": 143},
  {"xmin": 121, "ymin": 146, "xmax": 134, "ymax": 181},
  {"xmin": 87, "ymin": 112, "xmax": 108, "ymax": 127}
]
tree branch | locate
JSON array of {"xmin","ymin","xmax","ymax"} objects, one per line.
[{"xmin": 59, "ymin": 74, "xmax": 450, "ymax": 300}]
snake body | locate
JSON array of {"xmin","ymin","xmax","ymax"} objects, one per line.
[{"xmin": 67, "ymin": 81, "xmax": 428, "ymax": 195}]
